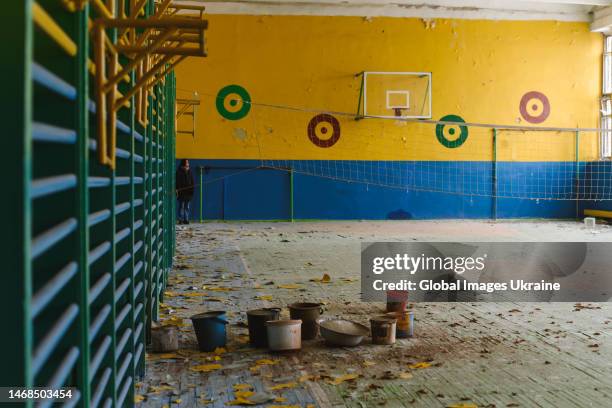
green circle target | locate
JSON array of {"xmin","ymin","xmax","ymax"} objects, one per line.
[
  {"xmin": 216, "ymin": 85, "xmax": 251, "ymax": 120},
  {"xmin": 436, "ymin": 114, "xmax": 468, "ymax": 148}
]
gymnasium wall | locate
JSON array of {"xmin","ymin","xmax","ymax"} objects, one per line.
[{"xmin": 175, "ymin": 15, "xmax": 603, "ymax": 220}]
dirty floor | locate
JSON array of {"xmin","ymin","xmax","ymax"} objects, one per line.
[{"xmin": 138, "ymin": 220, "xmax": 612, "ymax": 408}]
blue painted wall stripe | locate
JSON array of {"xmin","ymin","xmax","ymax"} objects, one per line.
[{"xmin": 176, "ymin": 159, "xmax": 592, "ymax": 220}]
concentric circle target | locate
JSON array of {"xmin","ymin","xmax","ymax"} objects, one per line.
[
  {"xmin": 435, "ymin": 114, "xmax": 468, "ymax": 148},
  {"xmin": 307, "ymin": 113, "xmax": 341, "ymax": 148},
  {"xmin": 216, "ymin": 85, "xmax": 251, "ymax": 120},
  {"xmin": 519, "ymin": 91, "xmax": 550, "ymax": 124}
]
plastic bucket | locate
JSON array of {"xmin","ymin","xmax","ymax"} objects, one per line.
[
  {"xmin": 371, "ymin": 315, "xmax": 397, "ymax": 345},
  {"xmin": 386, "ymin": 290, "xmax": 408, "ymax": 312},
  {"xmin": 191, "ymin": 311, "xmax": 228, "ymax": 352},
  {"xmin": 266, "ymin": 319, "xmax": 302, "ymax": 351},
  {"xmin": 288, "ymin": 303, "xmax": 324, "ymax": 340},
  {"xmin": 247, "ymin": 308, "xmax": 281, "ymax": 347},
  {"xmin": 386, "ymin": 310, "xmax": 414, "ymax": 338}
]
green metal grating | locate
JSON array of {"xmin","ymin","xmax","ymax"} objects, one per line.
[{"xmin": 2, "ymin": 1, "xmax": 177, "ymax": 406}]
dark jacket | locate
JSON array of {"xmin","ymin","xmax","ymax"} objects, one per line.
[{"xmin": 176, "ymin": 167, "xmax": 195, "ymax": 200}]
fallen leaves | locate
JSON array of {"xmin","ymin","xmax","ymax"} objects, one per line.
[
  {"xmin": 255, "ymin": 359, "xmax": 278, "ymax": 366},
  {"xmin": 146, "ymin": 352, "xmax": 180, "ymax": 361},
  {"xmin": 408, "ymin": 362, "xmax": 432, "ymax": 369},
  {"xmin": 298, "ymin": 374, "xmax": 315, "ymax": 382},
  {"xmin": 267, "ymin": 382, "xmax": 297, "ymax": 391},
  {"xmin": 327, "ymin": 373, "xmax": 359, "ymax": 385},
  {"xmin": 134, "ymin": 394, "xmax": 145, "ymax": 403},
  {"xmin": 255, "ymin": 295, "xmax": 273, "ymax": 301},
  {"xmin": 310, "ymin": 273, "xmax": 331, "ymax": 283},
  {"xmin": 182, "ymin": 292, "xmax": 207, "ymax": 297},
  {"xmin": 277, "ymin": 284, "xmax": 301, "ymax": 289},
  {"xmin": 190, "ymin": 363, "xmax": 222, "ymax": 372}
]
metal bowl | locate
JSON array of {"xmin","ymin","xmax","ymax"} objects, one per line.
[{"xmin": 318, "ymin": 319, "xmax": 369, "ymax": 347}]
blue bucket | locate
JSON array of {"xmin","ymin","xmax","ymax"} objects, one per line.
[{"xmin": 191, "ymin": 311, "xmax": 228, "ymax": 352}]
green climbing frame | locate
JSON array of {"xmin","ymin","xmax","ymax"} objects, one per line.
[{"xmin": 2, "ymin": 1, "xmax": 177, "ymax": 406}]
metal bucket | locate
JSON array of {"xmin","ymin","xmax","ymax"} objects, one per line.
[
  {"xmin": 191, "ymin": 311, "xmax": 229, "ymax": 352},
  {"xmin": 386, "ymin": 310, "xmax": 414, "ymax": 338},
  {"xmin": 247, "ymin": 308, "xmax": 281, "ymax": 347},
  {"xmin": 266, "ymin": 319, "xmax": 302, "ymax": 351},
  {"xmin": 288, "ymin": 303, "xmax": 323, "ymax": 340},
  {"xmin": 370, "ymin": 315, "xmax": 397, "ymax": 345}
]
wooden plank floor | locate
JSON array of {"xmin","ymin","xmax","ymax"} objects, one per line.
[{"xmin": 139, "ymin": 221, "xmax": 612, "ymax": 408}]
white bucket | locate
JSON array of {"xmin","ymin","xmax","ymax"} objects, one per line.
[
  {"xmin": 584, "ymin": 217, "xmax": 596, "ymax": 229},
  {"xmin": 265, "ymin": 319, "xmax": 302, "ymax": 351}
]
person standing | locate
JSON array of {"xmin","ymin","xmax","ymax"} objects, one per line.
[{"xmin": 176, "ymin": 159, "xmax": 195, "ymax": 224}]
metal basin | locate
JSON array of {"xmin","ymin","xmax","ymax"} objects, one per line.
[{"xmin": 318, "ymin": 319, "xmax": 369, "ymax": 347}]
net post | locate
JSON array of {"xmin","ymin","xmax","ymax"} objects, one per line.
[
  {"xmin": 290, "ymin": 167, "xmax": 295, "ymax": 222},
  {"xmin": 199, "ymin": 166, "xmax": 203, "ymax": 223},
  {"xmin": 575, "ymin": 130, "xmax": 580, "ymax": 217},
  {"xmin": 492, "ymin": 128, "xmax": 498, "ymax": 221}
]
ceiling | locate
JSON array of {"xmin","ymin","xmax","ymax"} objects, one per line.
[{"xmin": 174, "ymin": 0, "xmax": 612, "ymax": 27}]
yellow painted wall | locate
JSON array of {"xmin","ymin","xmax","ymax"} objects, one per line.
[{"xmin": 175, "ymin": 15, "xmax": 602, "ymax": 161}]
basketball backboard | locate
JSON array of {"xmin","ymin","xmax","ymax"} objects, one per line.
[{"xmin": 357, "ymin": 71, "xmax": 432, "ymax": 119}]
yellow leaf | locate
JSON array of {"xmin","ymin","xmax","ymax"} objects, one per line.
[
  {"xmin": 399, "ymin": 372, "xmax": 413, "ymax": 379},
  {"xmin": 148, "ymin": 385, "xmax": 175, "ymax": 394},
  {"xmin": 256, "ymin": 359, "xmax": 278, "ymax": 366},
  {"xmin": 362, "ymin": 361, "xmax": 376, "ymax": 367},
  {"xmin": 199, "ymin": 399, "xmax": 214, "ymax": 405},
  {"xmin": 164, "ymin": 291, "xmax": 178, "ymax": 297},
  {"xmin": 310, "ymin": 273, "xmax": 331, "ymax": 283},
  {"xmin": 214, "ymin": 347, "xmax": 227, "ymax": 355},
  {"xmin": 234, "ymin": 390, "xmax": 255, "ymax": 399},
  {"xmin": 268, "ymin": 382, "xmax": 297, "ymax": 391},
  {"xmin": 208, "ymin": 287, "xmax": 234, "ymax": 292},
  {"xmin": 255, "ymin": 295, "xmax": 273, "ymax": 301},
  {"xmin": 146, "ymin": 352, "xmax": 180, "ymax": 361},
  {"xmin": 328, "ymin": 374, "xmax": 359, "ymax": 385},
  {"xmin": 190, "ymin": 364, "xmax": 222, "ymax": 372},
  {"xmin": 274, "ymin": 397, "xmax": 287, "ymax": 402},
  {"xmin": 173, "ymin": 399, "xmax": 182, "ymax": 404},
  {"xmin": 233, "ymin": 384, "xmax": 254, "ymax": 391},
  {"xmin": 408, "ymin": 362, "xmax": 432, "ymax": 369},
  {"xmin": 298, "ymin": 374, "xmax": 314, "ymax": 382},
  {"xmin": 227, "ymin": 397, "xmax": 256, "ymax": 406},
  {"xmin": 447, "ymin": 404, "xmax": 478, "ymax": 408},
  {"xmin": 277, "ymin": 284, "xmax": 300, "ymax": 289},
  {"xmin": 134, "ymin": 395, "xmax": 145, "ymax": 403},
  {"xmin": 183, "ymin": 292, "xmax": 207, "ymax": 297},
  {"xmin": 306, "ymin": 405, "xmax": 316, "ymax": 408}
]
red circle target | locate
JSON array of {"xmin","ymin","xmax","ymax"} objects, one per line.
[
  {"xmin": 307, "ymin": 113, "xmax": 341, "ymax": 148},
  {"xmin": 519, "ymin": 91, "xmax": 550, "ymax": 124}
]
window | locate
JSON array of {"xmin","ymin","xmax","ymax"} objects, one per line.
[{"xmin": 601, "ymin": 36, "xmax": 612, "ymax": 158}]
